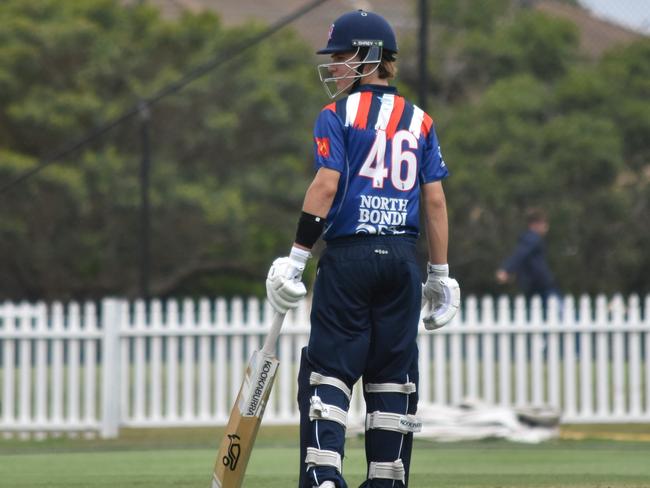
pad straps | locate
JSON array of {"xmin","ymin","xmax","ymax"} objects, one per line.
[
  {"xmin": 366, "ymin": 411, "xmax": 422, "ymax": 434},
  {"xmin": 305, "ymin": 447, "xmax": 342, "ymax": 473},
  {"xmin": 364, "ymin": 381, "xmax": 416, "ymax": 394},
  {"xmin": 309, "ymin": 395, "xmax": 348, "ymax": 427},
  {"xmin": 310, "ymin": 372, "xmax": 352, "ymax": 400},
  {"xmin": 368, "ymin": 459, "xmax": 406, "ymax": 483}
]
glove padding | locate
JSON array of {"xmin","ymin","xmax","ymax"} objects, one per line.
[
  {"xmin": 421, "ymin": 268, "xmax": 461, "ymax": 330},
  {"xmin": 266, "ymin": 256, "xmax": 307, "ymax": 314}
]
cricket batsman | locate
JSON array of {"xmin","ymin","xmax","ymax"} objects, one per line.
[{"xmin": 265, "ymin": 9, "xmax": 460, "ymax": 487}]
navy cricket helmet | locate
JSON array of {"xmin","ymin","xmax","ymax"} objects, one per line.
[
  {"xmin": 316, "ymin": 10, "xmax": 398, "ymax": 98},
  {"xmin": 317, "ymin": 10, "xmax": 398, "ymax": 55}
]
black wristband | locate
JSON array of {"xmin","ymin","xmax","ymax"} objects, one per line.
[{"xmin": 295, "ymin": 211, "xmax": 325, "ymax": 249}]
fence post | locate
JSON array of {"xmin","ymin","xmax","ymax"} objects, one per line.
[
  {"xmin": 101, "ymin": 298, "xmax": 122, "ymax": 438},
  {"xmin": 628, "ymin": 295, "xmax": 642, "ymax": 417}
]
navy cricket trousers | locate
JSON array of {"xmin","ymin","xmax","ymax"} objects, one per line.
[{"xmin": 298, "ymin": 236, "xmax": 422, "ymax": 487}]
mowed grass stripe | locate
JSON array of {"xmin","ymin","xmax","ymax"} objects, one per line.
[{"xmin": 2, "ymin": 441, "xmax": 650, "ymax": 488}]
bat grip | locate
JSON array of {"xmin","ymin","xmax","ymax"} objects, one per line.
[{"xmin": 260, "ymin": 311, "xmax": 286, "ymax": 355}]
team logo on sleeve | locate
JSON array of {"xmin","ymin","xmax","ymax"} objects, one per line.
[{"xmin": 315, "ymin": 137, "xmax": 330, "ymax": 158}]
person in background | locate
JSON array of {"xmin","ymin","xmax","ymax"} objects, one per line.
[{"xmin": 496, "ymin": 207, "xmax": 560, "ymax": 303}]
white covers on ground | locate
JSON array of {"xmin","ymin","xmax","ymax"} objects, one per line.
[{"xmin": 348, "ymin": 400, "xmax": 560, "ymax": 444}]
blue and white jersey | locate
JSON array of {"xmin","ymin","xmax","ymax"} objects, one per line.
[{"xmin": 313, "ymin": 84, "xmax": 449, "ymax": 240}]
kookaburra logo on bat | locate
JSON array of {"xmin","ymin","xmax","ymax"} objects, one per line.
[{"xmin": 222, "ymin": 434, "xmax": 241, "ymax": 471}]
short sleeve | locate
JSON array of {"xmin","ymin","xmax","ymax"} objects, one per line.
[
  {"xmin": 419, "ymin": 125, "xmax": 449, "ymax": 184},
  {"xmin": 313, "ymin": 107, "xmax": 345, "ymax": 173}
]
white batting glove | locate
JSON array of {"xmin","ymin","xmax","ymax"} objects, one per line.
[
  {"xmin": 266, "ymin": 246, "xmax": 310, "ymax": 314},
  {"xmin": 421, "ymin": 263, "xmax": 461, "ymax": 330}
]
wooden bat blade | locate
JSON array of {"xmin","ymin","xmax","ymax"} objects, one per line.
[{"xmin": 211, "ymin": 350, "xmax": 279, "ymax": 488}]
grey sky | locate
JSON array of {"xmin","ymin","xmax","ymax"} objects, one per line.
[{"xmin": 579, "ymin": 0, "xmax": 650, "ymax": 33}]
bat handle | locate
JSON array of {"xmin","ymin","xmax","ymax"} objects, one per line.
[{"xmin": 260, "ymin": 311, "xmax": 286, "ymax": 355}]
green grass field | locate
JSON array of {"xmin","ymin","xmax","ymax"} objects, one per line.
[{"xmin": 1, "ymin": 425, "xmax": 649, "ymax": 487}]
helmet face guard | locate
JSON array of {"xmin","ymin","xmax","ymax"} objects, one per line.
[{"xmin": 317, "ymin": 42, "xmax": 383, "ymax": 99}]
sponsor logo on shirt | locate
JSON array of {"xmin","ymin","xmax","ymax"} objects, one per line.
[{"xmin": 355, "ymin": 195, "xmax": 408, "ymax": 235}]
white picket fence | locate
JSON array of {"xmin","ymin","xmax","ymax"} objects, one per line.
[{"xmin": 0, "ymin": 294, "xmax": 649, "ymax": 439}]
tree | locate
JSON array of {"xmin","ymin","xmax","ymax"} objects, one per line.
[
  {"xmin": 0, "ymin": 0, "xmax": 323, "ymax": 300},
  {"xmin": 427, "ymin": 35, "xmax": 650, "ymax": 294},
  {"xmin": 1, "ymin": 0, "xmax": 648, "ymax": 300}
]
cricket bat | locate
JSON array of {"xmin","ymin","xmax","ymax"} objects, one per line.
[{"xmin": 211, "ymin": 311, "xmax": 286, "ymax": 488}]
